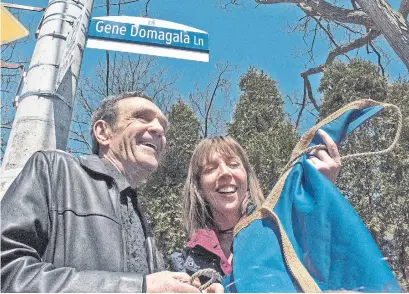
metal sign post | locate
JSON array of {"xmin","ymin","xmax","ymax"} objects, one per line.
[{"xmin": 1, "ymin": 0, "xmax": 94, "ymax": 198}]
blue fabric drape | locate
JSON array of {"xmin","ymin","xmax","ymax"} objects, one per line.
[{"xmin": 223, "ymin": 104, "xmax": 401, "ymax": 292}]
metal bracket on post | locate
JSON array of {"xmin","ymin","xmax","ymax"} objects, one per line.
[
  {"xmin": 1, "ymin": 3, "xmax": 45, "ymax": 12},
  {"xmin": 0, "ymin": 61, "xmax": 26, "ymax": 108},
  {"xmin": 16, "ymin": 90, "xmax": 72, "ymax": 108},
  {"xmin": 35, "ymin": 13, "xmax": 45, "ymax": 39},
  {"xmin": 13, "ymin": 69, "xmax": 27, "ymax": 108}
]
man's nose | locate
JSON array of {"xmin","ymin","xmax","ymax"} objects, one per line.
[{"xmin": 148, "ymin": 118, "xmax": 165, "ymax": 136}]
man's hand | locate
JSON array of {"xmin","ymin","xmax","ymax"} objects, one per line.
[
  {"xmin": 146, "ymin": 271, "xmax": 201, "ymax": 293},
  {"xmin": 145, "ymin": 271, "xmax": 225, "ymax": 293},
  {"xmin": 203, "ymin": 283, "xmax": 224, "ymax": 293},
  {"xmin": 307, "ymin": 129, "xmax": 341, "ymax": 183}
]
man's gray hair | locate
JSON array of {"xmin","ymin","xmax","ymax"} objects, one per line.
[{"xmin": 90, "ymin": 91, "xmax": 152, "ymax": 154}]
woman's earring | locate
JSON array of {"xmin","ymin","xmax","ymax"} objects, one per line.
[
  {"xmin": 242, "ymin": 191, "xmax": 256, "ymax": 216},
  {"xmin": 241, "ymin": 191, "xmax": 255, "ymax": 216}
]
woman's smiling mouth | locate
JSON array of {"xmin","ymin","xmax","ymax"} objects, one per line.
[{"xmin": 217, "ymin": 185, "xmax": 238, "ymax": 194}]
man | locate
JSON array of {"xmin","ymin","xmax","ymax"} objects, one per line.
[{"xmin": 1, "ymin": 92, "xmax": 222, "ymax": 292}]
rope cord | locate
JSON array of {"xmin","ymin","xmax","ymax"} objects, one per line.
[
  {"xmin": 187, "ymin": 268, "xmax": 217, "ymax": 291},
  {"xmin": 341, "ymin": 103, "xmax": 403, "ymax": 160},
  {"xmin": 280, "ymin": 103, "xmax": 403, "ymax": 175}
]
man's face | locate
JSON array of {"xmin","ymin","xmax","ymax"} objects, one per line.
[{"xmin": 107, "ymin": 97, "xmax": 168, "ymax": 176}]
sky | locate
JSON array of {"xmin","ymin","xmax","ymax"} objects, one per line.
[{"xmin": 3, "ymin": 0, "xmax": 408, "ymax": 133}]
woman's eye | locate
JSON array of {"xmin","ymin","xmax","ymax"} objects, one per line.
[
  {"xmin": 204, "ymin": 165, "xmax": 217, "ymax": 174},
  {"xmin": 228, "ymin": 161, "xmax": 240, "ymax": 168}
]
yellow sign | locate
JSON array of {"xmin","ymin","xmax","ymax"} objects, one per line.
[{"xmin": 1, "ymin": 5, "xmax": 29, "ymax": 45}]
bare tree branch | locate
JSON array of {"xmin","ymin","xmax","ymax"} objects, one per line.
[
  {"xmin": 296, "ymin": 82, "xmax": 307, "ymax": 128},
  {"xmin": 218, "ymin": 0, "xmax": 245, "ymax": 10},
  {"xmin": 256, "ymin": 0, "xmax": 374, "ymax": 27},
  {"xmin": 252, "ymin": 1, "xmax": 408, "ymax": 118},
  {"xmin": 144, "ymin": 0, "xmax": 151, "ymax": 16},
  {"xmin": 399, "ymin": 0, "xmax": 409, "ymax": 19},
  {"xmin": 351, "ymin": 0, "xmax": 360, "ymax": 11},
  {"xmin": 204, "ymin": 64, "xmax": 229, "ymax": 137},
  {"xmin": 70, "ymin": 128, "xmax": 92, "ymax": 151},
  {"xmin": 95, "ymin": 0, "xmax": 141, "ymax": 8},
  {"xmin": 332, "ymin": 20, "xmax": 361, "ymax": 34},
  {"xmin": 252, "ymin": 0, "xmax": 409, "ymax": 122},
  {"xmin": 301, "ymin": 29, "xmax": 380, "ymax": 80},
  {"xmin": 304, "ymin": 76, "xmax": 319, "ymax": 110},
  {"xmin": 297, "ymin": 29, "xmax": 380, "ymax": 109},
  {"xmin": 355, "ymin": 0, "xmax": 409, "ymax": 70},
  {"xmin": 311, "ymin": 16, "xmax": 339, "ymax": 48},
  {"xmin": 325, "ymin": 29, "xmax": 381, "ymax": 64},
  {"xmin": 188, "ymin": 62, "xmax": 236, "ymax": 137},
  {"xmin": 369, "ymin": 41, "xmax": 385, "ymax": 76}
]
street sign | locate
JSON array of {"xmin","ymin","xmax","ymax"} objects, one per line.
[
  {"xmin": 86, "ymin": 16, "xmax": 209, "ymax": 62},
  {"xmin": 1, "ymin": 5, "xmax": 29, "ymax": 45},
  {"xmin": 55, "ymin": 5, "xmax": 88, "ymax": 90},
  {"xmin": 1, "ymin": 3, "xmax": 44, "ymax": 12}
]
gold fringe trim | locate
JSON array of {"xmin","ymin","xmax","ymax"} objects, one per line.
[
  {"xmin": 260, "ymin": 207, "xmax": 321, "ymax": 292},
  {"xmin": 291, "ymin": 99, "xmax": 380, "ymax": 159},
  {"xmin": 234, "ymin": 168, "xmax": 292, "ymax": 235}
]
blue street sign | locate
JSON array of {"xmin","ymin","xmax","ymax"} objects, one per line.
[
  {"xmin": 88, "ymin": 20, "xmax": 209, "ymax": 52},
  {"xmin": 86, "ymin": 17, "xmax": 210, "ymax": 62}
]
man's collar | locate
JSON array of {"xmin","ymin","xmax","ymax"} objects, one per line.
[
  {"xmin": 101, "ymin": 158, "xmax": 130, "ymax": 192},
  {"xmin": 78, "ymin": 154, "xmax": 131, "ymax": 193}
]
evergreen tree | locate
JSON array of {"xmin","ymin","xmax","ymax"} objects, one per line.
[
  {"xmin": 318, "ymin": 60, "xmax": 409, "ymax": 289},
  {"xmin": 139, "ymin": 100, "xmax": 201, "ymax": 267},
  {"xmin": 228, "ymin": 67, "xmax": 298, "ymax": 195}
]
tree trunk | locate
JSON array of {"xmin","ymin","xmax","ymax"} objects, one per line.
[{"xmin": 355, "ymin": 0, "xmax": 409, "ymax": 71}]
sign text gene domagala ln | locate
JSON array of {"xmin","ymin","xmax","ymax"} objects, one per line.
[{"xmin": 88, "ymin": 19, "xmax": 209, "ymax": 52}]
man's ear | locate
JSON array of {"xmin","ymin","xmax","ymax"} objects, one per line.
[{"xmin": 93, "ymin": 120, "xmax": 112, "ymax": 150}]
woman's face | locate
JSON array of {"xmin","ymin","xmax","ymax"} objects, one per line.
[{"xmin": 200, "ymin": 152, "xmax": 248, "ymax": 221}]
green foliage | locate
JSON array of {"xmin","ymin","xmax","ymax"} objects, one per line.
[
  {"xmin": 139, "ymin": 101, "xmax": 201, "ymax": 267},
  {"xmin": 228, "ymin": 67, "xmax": 298, "ymax": 195},
  {"xmin": 318, "ymin": 59, "xmax": 388, "ymax": 118},
  {"xmin": 318, "ymin": 60, "xmax": 409, "ymax": 289}
]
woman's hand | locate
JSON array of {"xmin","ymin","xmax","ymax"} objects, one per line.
[{"xmin": 307, "ymin": 129, "xmax": 341, "ymax": 183}]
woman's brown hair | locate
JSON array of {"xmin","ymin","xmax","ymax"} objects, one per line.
[{"xmin": 183, "ymin": 136, "xmax": 265, "ymax": 236}]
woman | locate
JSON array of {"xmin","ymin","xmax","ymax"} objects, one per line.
[
  {"xmin": 171, "ymin": 133, "xmax": 340, "ymax": 284},
  {"xmin": 171, "ymin": 136, "xmax": 263, "ymax": 283}
]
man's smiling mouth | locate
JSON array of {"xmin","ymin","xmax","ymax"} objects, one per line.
[{"xmin": 141, "ymin": 142, "xmax": 157, "ymax": 151}]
